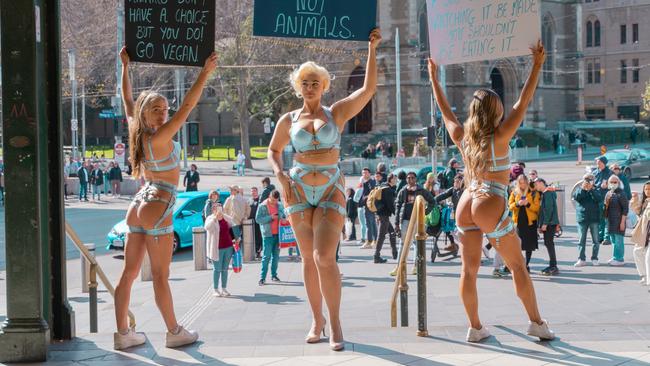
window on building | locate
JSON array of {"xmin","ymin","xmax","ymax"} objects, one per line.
[
  {"xmin": 586, "ymin": 21, "xmax": 593, "ymax": 47},
  {"xmin": 620, "ymin": 60, "xmax": 627, "ymax": 83},
  {"xmin": 633, "ymin": 59, "xmax": 639, "ymax": 83},
  {"xmin": 594, "ymin": 61, "xmax": 601, "ymax": 83},
  {"xmin": 587, "ymin": 62, "xmax": 593, "ymax": 84},
  {"xmin": 595, "ymin": 20, "xmax": 601, "ymax": 46},
  {"xmin": 620, "ymin": 24, "xmax": 627, "ymax": 44},
  {"xmin": 617, "ymin": 105, "xmax": 640, "ymax": 121},
  {"xmin": 633, "ymin": 23, "xmax": 639, "ymax": 43},
  {"xmin": 586, "ymin": 109, "xmax": 606, "ymax": 120}
]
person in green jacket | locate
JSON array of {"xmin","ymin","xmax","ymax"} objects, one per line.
[
  {"xmin": 572, "ymin": 173, "xmax": 603, "ymax": 267},
  {"xmin": 534, "ymin": 178, "xmax": 559, "ymax": 275}
]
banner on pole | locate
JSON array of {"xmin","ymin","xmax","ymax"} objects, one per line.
[
  {"xmin": 124, "ymin": 0, "xmax": 215, "ymax": 67},
  {"xmin": 426, "ymin": 0, "xmax": 541, "ymax": 65},
  {"xmin": 253, "ymin": 0, "xmax": 377, "ymax": 42}
]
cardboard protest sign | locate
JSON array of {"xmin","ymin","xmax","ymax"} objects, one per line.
[
  {"xmin": 427, "ymin": 0, "xmax": 541, "ymax": 65},
  {"xmin": 124, "ymin": 0, "xmax": 215, "ymax": 67},
  {"xmin": 253, "ymin": 0, "xmax": 377, "ymax": 42}
]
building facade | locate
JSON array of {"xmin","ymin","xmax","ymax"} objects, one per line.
[
  {"xmin": 338, "ymin": 0, "xmax": 584, "ymax": 143},
  {"xmin": 582, "ymin": 0, "xmax": 650, "ymax": 121}
]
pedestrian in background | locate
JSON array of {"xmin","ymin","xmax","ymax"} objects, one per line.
[
  {"xmin": 573, "ymin": 173, "xmax": 603, "ymax": 267},
  {"xmin": 345, "ymin": 188, "xmax": 358, "ymax": 241},
  {"xmin": 592, "ymin": 156, "xmax": 613, "ymax": 245},
  {"xmin": 91, "ymin": 163, "xmax": 104, "ymax": 201},
  {"xmin": 256, "ymin": 190, "xmax": 285, "ymax": 286},
  {"xmin": 204, "ymin": 203, "xmax": 238, "ymax": 297},
  {"xmin": 77, "ymin": 161, "xmax": 89, "ymax": 202},
  {"xmin": 224, "ymin": 185, "xmax": 250, "ymax": 241},
  {"xmin": 359, "ymin": 168, "xmax": 377, "ymax": 249},
  {"xmin": 353, "ymin": 183, "xmax": 367, "ymax": 246},
  {"xmin": 248, "ymin": 187, "xmax": 263, "ymax": 260},
  {"xmin": 509, "ymin": 174, "xmax": 540, "ymax": 272},
  {"xmin": 183, "ymin": 164, "xmax": 200, "ymax": 192},
  {"xmin": 236, "ymin": 150, "xmax": 246, "ymax": 176},
  {"xmin": 103, "ymin": 162, "xmax": 112, "ymax": 195},
  {"xmin": 109, "ymin": 161, "xmax": 123, "ymax": 197},
  {"xmin": 604, "ymin": 175, "xmax": 629, "ymax": 266},
  {"xmin": 630, "ymin": 182, "xmax": 650, "ymax": 287},
  {"xmin": 373, "ymin": 173, "xmax": 398, "ymax": 263},
  {"xmin": 610, "ymin": 163, "xmax": 632, "ymax": 200},
  {"xmin": 535, "ymin": 178, "xmax": 559, "ymax": 275},
  {"xmin": 260, "ymin": 177, "xmax": 275, "ymax": 202},
  {"xmin": 203, "ymin": 190, "xmax": 220, "ymax": 222}
]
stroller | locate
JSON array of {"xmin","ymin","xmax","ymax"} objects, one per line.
[{"xmin": 426, "ymin": 203, "xmax": 460, "ymax": 263}]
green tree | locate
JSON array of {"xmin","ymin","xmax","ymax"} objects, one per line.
[{"xmin": 642, "ymin": 80, "xmax": 650, "ymax": 121}]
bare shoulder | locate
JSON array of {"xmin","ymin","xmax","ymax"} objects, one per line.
[{"xmin": 276, "ymin": 112, "xmax": 294, "ymax": 130}]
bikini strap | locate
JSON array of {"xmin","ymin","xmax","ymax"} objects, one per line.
[{"xmin": 490, "ymin": 135, "xmax": 497, "ymax": 169}]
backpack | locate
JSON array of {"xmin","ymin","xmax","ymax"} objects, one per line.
[
  {"xmin": 366, "ymin": 186, "xmax": 387, "ymax": 213},
  {"xmin": 425, "ymin": 204, "xmax": 441, "ymax": 227}
]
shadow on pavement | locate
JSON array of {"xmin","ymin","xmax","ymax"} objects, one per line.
[
  {"xmin": 231, "ymin": 293, "xmax": 304, "ymax": 305},
  {"xmin": 352, "ymin": 342, "xmax": 454, "ymax": 366}
]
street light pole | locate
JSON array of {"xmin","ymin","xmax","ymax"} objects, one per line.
[
  {"xmin": 395, "ymin": 27, "xmax": 402, "ymax": 155},
  {"xmin": 68, "ymin": 49, "xmax": 77, "ymax": 160},
  {"xmin": 82, "ymin": 83, "xmax": 86, "ymax": 159}
]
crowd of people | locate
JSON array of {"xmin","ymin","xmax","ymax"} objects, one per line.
[{"xmin": 64, "ymin": 156, "xmax": 124, "ymax": 201}]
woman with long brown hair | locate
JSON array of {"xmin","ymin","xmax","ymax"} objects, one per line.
[
  {"xmin": 267, "ymin": 29, "xmax": 381, "ymax": 351},
  {"xmin": 428, "ymin": 41, "xmax": 555, "ymax": 342},
  {"xmin": 113, "ymin": 47, "xmax": 217, "ymax": 350}
]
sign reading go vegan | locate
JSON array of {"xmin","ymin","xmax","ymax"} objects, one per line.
[
  {"xmin": 427, "ymin": 0, "xmax": 541, "ymax": 65},
  {"xmin": 124, "ymin": 0, "xmax": 215, "ymax": 67},
  {"xmin": 253, "ymin": 0, "xmax": 377, "ymax": 42}
]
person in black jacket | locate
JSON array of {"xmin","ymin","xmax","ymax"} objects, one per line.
[
  {"xmin": 374, "ymin": 173, "xmax": 398, "ymax": 263},
  {"xmin": 260, "ymin": 177, "xmax": 276, "ymax": 202},
  {"xmin": 248, "ymin": 187, "xmax": 263, "ymax": 259},
  {"xmin": 109, "ymin": 161, "xmax": 123, "ymax": 197},
  {"xmin": 90, "ymin": 163, "xmax": 104, "ymax": 201},
  {"xmin": 77, "ymin": 161, "xmax": 89, "ymax": 202},
  {"xmin": 183, "ymin": 164, "xmax": 200, "ymax": 192},
  {"xmin": 345, "ymin": 188, "xmax": 358, "ymax": 241}
]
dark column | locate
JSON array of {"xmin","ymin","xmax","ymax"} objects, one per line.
[
  {"xmin": 42, "ymin": 0, "xmax": 75, "ymax": 340},
  {"xmin": 0, "ymin": 0, "xmax": 60, "ymax": 362}
]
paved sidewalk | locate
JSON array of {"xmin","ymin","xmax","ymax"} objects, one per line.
[{"xmin": 17, "ymin": 225, "xmax": 650, "ymax": 365}]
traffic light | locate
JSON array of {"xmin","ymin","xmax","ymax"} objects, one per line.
[{"xmin": 426, "ymin": 126, "xmax": 436, "ymax": 148}]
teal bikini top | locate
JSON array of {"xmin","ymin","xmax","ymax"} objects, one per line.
[
  {"xmin": 290, "ymin": 106, "xmax": 341, "ymax": 153},
  {"xmin": 488, "ymin": 135, "xmax": 510, "ymax": 172},
  {"xmin": 143, "ymin": 137, "xmax": 181, "ymax": 172}
]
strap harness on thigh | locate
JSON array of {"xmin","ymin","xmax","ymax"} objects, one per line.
[
  {"xmin": 127, "ymin": 180, "xmax": 177, "ymax": 237},
  {"xmin": 284, "ymin": 162, "xmax": 346, "ymax": 218},
  {"xmin": 457, "ymin": 180, "xmax": 513, "ymax": 247}
]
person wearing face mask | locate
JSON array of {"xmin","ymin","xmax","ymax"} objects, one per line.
[
  {"xmin": 204, "ymin": 203, "xmax": 238, "ymax": 297},
  {"xmin": 573, "ymin": 174, "xmax": 604, "ymax": 267},
  {"xmin": 603, "ymin": 175, "xmax": 629, "ymax": 266},
  {"xmin": 592, "ymin": 156, "xmax": 613, "ymax": 245},
  {"xmin": 630, "ymin": 182, "xmax": 650, "ymax": 288},
  {"xmin": 203, "ymin": 191, "xmax": 220, "ymax": 222}
]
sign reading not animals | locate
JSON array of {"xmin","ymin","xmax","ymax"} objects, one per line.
[
  {"xmin": 253, "ymin": 0, "xmax": 377, "ymax": 42},
  {"xmin": 124, "ymin": 0, "xmax": 215, "ymax": 67}
]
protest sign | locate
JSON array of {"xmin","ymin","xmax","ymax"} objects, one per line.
[
  {"xmin": 427, "ymin": 0, "xmax": 541, "ymax": 65},
  {"xmin": 124, "ymin": 0, "xmax": 215, "ymax": 67},
  {"xmin": 253, "ymin": 0, "xmax": 377, "ymax": 42}
]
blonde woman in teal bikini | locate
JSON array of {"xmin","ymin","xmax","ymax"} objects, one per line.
[
  {"xmin": 113, "ymin": 47, "xmax": 217, "ymax": 350},
  {"xmin": 267, "ymin": 29, "xmax": 381, "ymax": 351},
  {"xmin": 429, "ymin": 41, "xmax": 555, "ymax": 343}
]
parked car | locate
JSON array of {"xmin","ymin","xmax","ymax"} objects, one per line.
[
  {"xmin": 106, "ymin": 190, "xmax": 230, "ymax": 254},
  {"xmin": 594, "ymin": 148, "xmax": 650, "ymax": 179}
]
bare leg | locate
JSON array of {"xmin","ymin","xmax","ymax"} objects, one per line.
[
  {"xmin": 288, "ymin": 209, "xmax": 326, "ymax": 336},
  {"xmin": 312, "ymin": 207, "xmax": 346, "ymax": 344},
  {"xmin": 471, "ymin": 194, "xmax": 543, "ymax": 325},
  {"xmin": 146, "ymin": 232, "xmax": 178, "ymax": 331},
  {"xmin": 458, "ymin": 230, "xmax": 484, "ymax": 330},
  {"xmin": 114, "ymin": 232, "xmax": 147, "ymax": 331}
]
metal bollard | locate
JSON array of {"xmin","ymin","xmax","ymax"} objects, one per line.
[
  {"xmin": 242, "ymin": 219, "xmax": 256, "ymax": 263},
  {"xmin": 81, "ymin": 243, "xmax": 95, "ymax": 293},
  {"xmin": 415, "ymin": 232, "xmax": 428, "ymax": 337},
  {"xmin": 89, "ymin": 263, "xmax": 98, "ymax": 333},
  {"xmin": 193, "ymin": 227, "xmax": 207, "ymax": 270},
  {"xmin": 141, "ymin": 250, "xmax": 152, "ymax": 281}
]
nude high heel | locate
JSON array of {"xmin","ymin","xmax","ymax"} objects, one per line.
[
  {"xmin": 329, "ymin": 325, "xmax": 345, "ymax": 351},
  {"xmin": 305, "ymin": 319, "xmax": 327, "ymax": 344}
]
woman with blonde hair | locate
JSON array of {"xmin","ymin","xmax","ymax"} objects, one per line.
[
  {"xmin": 630, "ymin": 182, "xmax": 650, "ymax": 287},
  {"xmin": 113, "ymin": 47, "xmax": 217, "ymax": 350},
  {"xmin": 509, "ymin": 174, "xmax": 540, "ymax": 272},
  {"xmin": 267, "ymin": 29, "xmax": 382, "ymax": 351},
  {"xmin": 428, "ymin": 41, "xmax": 554, "ymax": 342}
]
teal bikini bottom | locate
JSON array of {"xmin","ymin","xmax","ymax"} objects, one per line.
[
  {"xmin": 456, "ymin": 180, "xmax": 513, "ymax": 246},
  {"xmin": 284, "ymin": 162, "xmax": 346, "ymax": 217},
  {"xmin": 127, "ymin": 180, "xmax": 177, "ymax": 237}
]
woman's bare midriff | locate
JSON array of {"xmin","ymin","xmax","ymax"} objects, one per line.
[
  {"xmin": 477, "ymin": 171, "xmax": 510, "ymax": 187},
  {"xmin": 142, "ymin": 168, "xmax": 181, "ymax": 187},
  {"xmin": 293, "ymin": 149, "xmax": 341, "ymax": 186}
]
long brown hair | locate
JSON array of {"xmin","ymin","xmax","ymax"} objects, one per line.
[
  {"xmin": 129, "ymin": 91, "xmax": 166, "ymax": 178},
  {"xmin": 461, "ymin": 89, "xmax": 504, "ymax": 187}
]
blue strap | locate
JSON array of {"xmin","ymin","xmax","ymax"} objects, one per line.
[
  {"xmin": 490, "ymin": 135, "xmax": 497, "ymax": 169},
  {"xmin": 457, "ymin": 225, "xmax": 480, "ymax": 234}
]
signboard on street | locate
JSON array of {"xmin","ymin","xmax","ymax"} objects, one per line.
[
  {"xmin": 253, "ymin": 0, "xmax": 377, "ymax": 42},
  {"xmin": 426, "ymin": 0, "xmax": 541, "ymax": 65},
  {"xmin": 114, "ymin": 142, "xmax": 126, "ymax": 166},
  {"xmin": 124, "ymin": 0, "xmax": 215, "ymax": 67}
]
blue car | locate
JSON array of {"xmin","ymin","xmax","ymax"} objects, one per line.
[{"xmin": 106, "ymin": 190, "xmax": 230, "ymax": 254}]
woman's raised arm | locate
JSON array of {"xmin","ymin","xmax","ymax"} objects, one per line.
[
  {"xmin": 331, "ymin": 28, "xmax": 381, "ymax": 127},
  {"xmin": 120, "ymin": 47, "xmax": 135, "ymax": 119},
  {"xmin": 154, "ymin": 52, "xmax": 218, "ymax": 143},
  {"xmin": 428, "ymin": 58, "xmax": 463, "ymax": 145},
  {"xmin": 498, "ymin": 40, "xmax": 545, "ymax": 140}
]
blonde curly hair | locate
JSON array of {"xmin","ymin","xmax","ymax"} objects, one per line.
[{"xmin": 289, "ymin": 61, "xmax": 331, "ymax": 98}]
